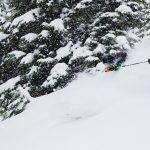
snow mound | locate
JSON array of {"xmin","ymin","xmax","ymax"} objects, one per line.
[
  {"xmin": 49, "ymin": 19, "xmax": 65, "ymax": 31},
  {"xmin": 21, "ymin": 33, "xmax": 38, "ymax": 42},
  {"xmin": 0, "ymin": 32, "xmax": 9, "ymax": 41},
  {"xmin": 56, "ymin": 41, "xmax": 72, "ymax": 60},
  {"xmin": 42, "ymin": 63, "xmax": 69, "ymax": 87},
  {"xmin": 8, "ymin": 51, "xmax": 26, "ymax": 59},
  {"xmin": 10, "ymin": 8, "xmax": 40, "ymax": 28},
  {"xmin": 20, "ymin": 53, "xmax": 34, "ymax": 64},
  {"xmin": 116, "ymin": 4, "xmax": 133, "ymax": 14},
  {"xmin": 0, "ymin": 76, "xmax": 20, "ymax": 93}
]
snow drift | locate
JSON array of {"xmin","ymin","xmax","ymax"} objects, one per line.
[{"xmin": 0, "ymin": 35, "xmax": 150, "ymax": 150}]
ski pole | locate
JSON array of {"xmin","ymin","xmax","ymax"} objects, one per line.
[{"xmin": 122, "ymin": 60, "xmax": 149, "ymax": 68}]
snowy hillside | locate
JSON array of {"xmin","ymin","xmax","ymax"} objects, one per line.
[
  {"xmin": 1, "ymin": 0, "xmax": 150, "ymax": 119},
  {"xmin": 0, "ymin": 36, "xmax": 150, "ymax": 150}
]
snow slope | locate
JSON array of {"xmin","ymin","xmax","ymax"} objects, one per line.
[{"xmin": 0, "ymin": 36, "xmax": 150, "ymax": 150}]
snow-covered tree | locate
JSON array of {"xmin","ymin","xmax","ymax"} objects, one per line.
[{"xmin": 0, "ymin": 0, "xmax": 150, "ymax": 120}]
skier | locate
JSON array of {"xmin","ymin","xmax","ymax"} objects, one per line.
[
  {"xmin": 102, "ymin": 52, "xmax": 127, "ymax": 72},
  {"xmin": 114, "ymin": 52, "xmax": 127, "ymax": 70}
]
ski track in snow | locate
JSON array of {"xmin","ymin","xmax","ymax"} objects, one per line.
[{"xmin": 0, "ymin": 36, "xmax": 150, "ymax": 150}]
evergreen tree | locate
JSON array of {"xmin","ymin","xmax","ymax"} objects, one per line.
[{"xmin": 0, "ymin": 0, "xmax": 150, "ymax": 120}]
